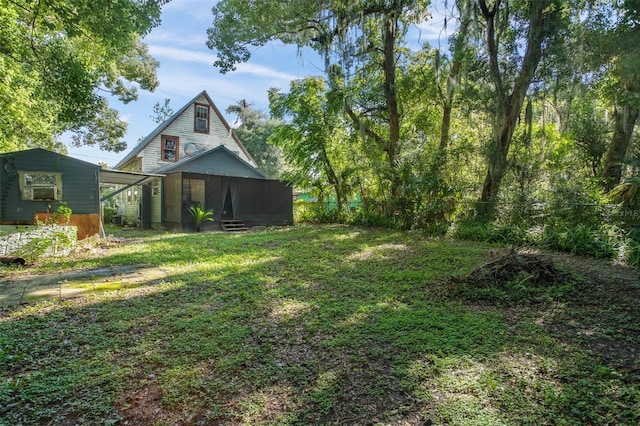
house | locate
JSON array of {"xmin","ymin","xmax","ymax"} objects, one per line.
[
  {"xmin": 114, "ymin": 90, "xmax": 293, "ymax": 231},
  {"xmin": 0, "ymin": 148, "xmax": 102, "ymax": 239}
]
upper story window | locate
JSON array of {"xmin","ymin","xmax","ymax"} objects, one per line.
[
  {"xmin": 194, "ymin": 103, "xmax": 210, "ymax": 133},
  {"xmin": 161, "ymin": 135, "xmax": 179, "ymax": 161},
  {"xmin": 18, "ymin": 171, "xmax": 62, "ymax": 201}
]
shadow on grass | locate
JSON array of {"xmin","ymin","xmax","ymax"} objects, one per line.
[{"xmin": 1, "ymin": 225, "xmax": 638, "ymax": 425}]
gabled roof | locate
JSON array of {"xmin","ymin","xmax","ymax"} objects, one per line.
[
  {"xmin": 114, "ymin": 90, "xmax": 255, "ymax": 169},
  {"xmin": 155, "ymin": 145, "xmax": 269, "ymax": 179}
]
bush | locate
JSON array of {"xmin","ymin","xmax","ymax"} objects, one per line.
[
  {"xmin": 103, "ymin": 205, "xmax": 117, "ymax": 223},
  {"xmin": 454, "ymin": 221, "xmax": 531, "ymax": 246},
  {"xmin": 294, "ymin": 200, "xmax": 341, "ymax": 224},
  {"xmin": 14, "ymin": 225, "xmax": 77, "ymax": 262},
  {"xmin": 540, "ymin": 224, "xmax": 619, "ymax": 258}
]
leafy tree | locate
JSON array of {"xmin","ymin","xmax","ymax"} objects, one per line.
[
  {"xmin": 473, "ymin": 0, "xmax": 568, "ymax": 218},
  {"xmin": 432, "ymin": 0, "xmax": 477, "ymax": 167},
  {"xmin": 567, "ymin": 98, "xmax": 610, "ymax": 178},
  {"xmin": 226, "ymin": 100, "xmax": 282, "ymax": 178},
  {"xmin": 596, "ymin": 0, "xmax": 640, "ymax": 190},
  {"xmin": 269, "ymin": 77, "xmax": 352, "ymax": 215},
  {"xmin": 0, "ymin": 0, "xmax": 168, "ymax": 153},
  {"xmin": 207, "ymin": 0, "xmax": 431, "ymax": 202}
]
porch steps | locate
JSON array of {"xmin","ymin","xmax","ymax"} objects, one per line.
[{"xmin": 221, "ymin": 219, "xmax": 249, "ymax": 232}]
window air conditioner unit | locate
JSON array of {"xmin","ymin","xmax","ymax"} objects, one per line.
[{"xmin": 31, "ymin": 186, "xmax": 58, "ymax": 201}]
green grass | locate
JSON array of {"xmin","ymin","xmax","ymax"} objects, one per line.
[{"xmin": 1, "ymin": 224, "xmax": 638, "ymax": 425}]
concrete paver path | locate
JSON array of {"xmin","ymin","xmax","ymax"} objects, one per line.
[{"xmin": 0, "ymin": 265, "xmax": 168, "ymax": 308}]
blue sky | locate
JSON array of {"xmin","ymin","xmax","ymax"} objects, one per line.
[{"xmin": 66, "ymin": 0, "xmax": 452, "ymax": 166}]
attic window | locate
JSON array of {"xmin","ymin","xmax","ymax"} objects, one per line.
[
  {"xmin": 18, "ymin": 171, "xmax": 62, "ymax": 201},
  {"xmin": 161, "ymin": 135, "xmax": 179, "ymax": 161},
  {"xmin": 194, "ymin": 103, "xmax": 209, "ymax": 133}
]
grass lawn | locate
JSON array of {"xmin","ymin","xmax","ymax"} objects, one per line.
[{"xmin": 1, "ymin": 224, "xmax": 639, "ymax": 425}]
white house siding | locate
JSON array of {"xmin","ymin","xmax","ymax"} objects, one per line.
[{"xmin": 139, "ymin": 95, "xmax": 252, "ymax": 173}]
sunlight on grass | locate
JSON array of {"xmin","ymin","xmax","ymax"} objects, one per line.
[
  {"xmin": 330, "ymin": 230, "xmax": 365, "ymax": 240},
  {"xmin": 346, "ymin": 243, "xmax": 410, "ymax": 262},
  {"xmin": 236, "ymin": 385, "xmax": 299, "ymax": 424},
  {"xmin": 410, "ymin": 355, "xmax": 508, "ymax": 425},
  {"xmin": 74, "ymin": 281, "xmax": 123, "ymax": 291},
  {"xmin": 269, "ymin": 299, "xmax": 313, "ymax": 322},
  {"xmin": 1, "ymin": 225, "xmax": 638, "ymax": 425},
  {"xmin": 310, "ymin": 370, "xmax": 340, "ymax": 415}
]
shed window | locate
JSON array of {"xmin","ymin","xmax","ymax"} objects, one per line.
[
  {"xmin": 194, "ymin": 103, "xmax": 209, "ymax": 133},
  {"xmin": 161, "ymin": 135, "xmax": 179, "ymax": 161},
  {"xmin": 18, "ymin": 171, "xmax": 62, "ymax": 201},
  {"xmin": 152, "ymin": 180, "xmax": 161, "ymax": 196}
]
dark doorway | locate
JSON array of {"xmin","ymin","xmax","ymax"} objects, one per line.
[
  {"xmin": 141, "ymin": 184, "xmax": 151, "ymax": 228},
  {"xmin": 221, "ymin": 181, "xmax": 238, "ymax": 220}
]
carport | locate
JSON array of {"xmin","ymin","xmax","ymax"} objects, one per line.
[{"xmin": 98, "ymin": 169, "xmax": 164, "ymax": 235}]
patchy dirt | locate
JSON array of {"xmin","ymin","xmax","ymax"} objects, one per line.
[
  {"xmin": 455, "ymin": 247, "xmax": 640, "ymax": 375},
  {"xmin": 544, "ymin": 252, "xmax": 640, "ymax": 373}
]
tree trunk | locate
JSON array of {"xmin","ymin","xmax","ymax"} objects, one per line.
[
  {"xmin": 477, "ymin": 0, "xmax": 552, "ymax": 218},
  {"xmin": 437, "ymin": 0, "xmax": 472, "ymax": 168},
  {"xmin": 602, "ymin": 102, "xmax": 639, "ymax": 191},
  {"xmin": 383, "ymin": 11, "xmax": 401, "ymax": 199}
]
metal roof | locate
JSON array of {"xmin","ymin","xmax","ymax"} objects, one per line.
[
  {"xmin": 154, "ymin": 145, "xmax": 269, "ymax": 179},
  {"xmin": 99, "ymin": 169, "xmax": 163, "ymax": 186}
]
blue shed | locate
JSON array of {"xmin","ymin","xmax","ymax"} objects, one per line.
[{"xmin": 0, "ymin": 149, "xmax": 101, "ymax": 237}]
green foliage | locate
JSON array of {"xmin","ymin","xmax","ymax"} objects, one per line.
[
  {"xmin": 0, "ymin": 0, "xmax": 165, "ymax": 153},
  {"xmin": 293, "ymin": 200, "xmax": 339, "ymax": 224},
  {"xmin": 207, "ymin": 0, "xmax": 640, "ymax": 269},
  {"xmin": 567, "ymin": 98, "xmax": 610, "ymax": 177},
  {"xmin": 187, "ymin": 204, "xmax": 214, "ymax": 232},
  {"xmin": 103, "ymin": 205, "xmax": 117, "ymax": 224},
  {"xmin": 226, "ymin": 100, "xmax": 283, "ymax": 177},
  {"xmin": 151, "ymin": 98, "xmax": 174, "ymax": 124},
  {"xmin": 50, "ymin": 202, "xmax": 73, "ymax": 226},
  {"xmin": 454, "ymin": 221, "xmax": 531, "ymax": 245},
  {"xmin": 15, "ymin": 226, "xmax": 76, "ymax": 263},
  {"xmin": 269, "ymin": 76, "xmax": 354, "ymax": 217},
  {"xmin": 541, "ymin": 224, "xmax": 619, "ymax": 259}
]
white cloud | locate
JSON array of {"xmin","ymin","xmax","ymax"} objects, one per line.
[
  {"xmin": 145, "ymin": 30, "xmax": 206, "ymax": 48},
  {"xmin": 118, "ymin": 113, "xmax": 133, "ymax": 123},
  {"xmin": 149, "ymin": 45, "xmax": 213, "ymax": 65},
  {"xmin": 234, "ymin": 62, "xmax": 302, "ymax": 82}
]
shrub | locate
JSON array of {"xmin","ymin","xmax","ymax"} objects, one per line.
[
  {"xmin": 188, "ymin": 204, "xmax": 214, "ymax": 232},
  {"xmin": 14, "ymin": 226, "xmax": 76, "ymax": 262},
  {"xmin": 540, "ymin": 224, "xmax": 619, "ymax": 258},
  {"xmin": 294, "ymin": 200, "xmax": 340, "ymax": 224}
]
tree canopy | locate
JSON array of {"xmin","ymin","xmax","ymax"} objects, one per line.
[
  {"xmin": 226, "ymin": 100, "xmax": 283, "ymax": 178},
  {"xmin": 0, "ymin": 0, "xmax": 167, "ymax": 153},
  {"xmin": 63, "ymin": 0, "xmax": 627, "ymax": 261}
]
